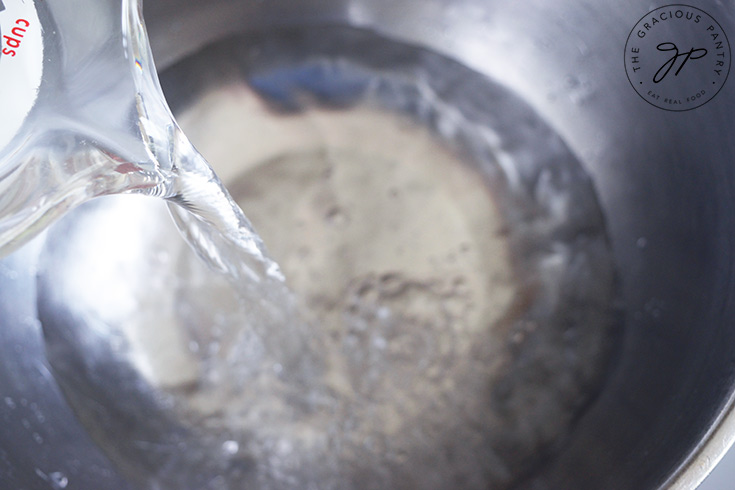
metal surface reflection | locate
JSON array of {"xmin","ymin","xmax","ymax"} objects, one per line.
[{"xmin": 2, "ymin": 0, "xmax": 735, "ymax": 489}]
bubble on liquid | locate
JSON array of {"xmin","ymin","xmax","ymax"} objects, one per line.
[
  {"xmin": 49, "ymin": 471, "xmax": 69, "ymax": 489},
  {"xmin": 4, "ymin": 397, "xmax": 15, "ymax": 409},
  {"xmin": 645, "ymin": 298, "xmax": 664, "ymax": 319},
  {"xmin": 378, "ymin": 273, "xmax": 405, "ymax": 297},
  {"xmin": 372, "ymin": 336, "xmax": 387, "ymax": 349},
  {"xmin": 222, "ymin": 440, "xmax": 240, "ymax": 455},
  {"xmin": 325, "ymin": 206, "xmax": 350, "ymax": 226}
]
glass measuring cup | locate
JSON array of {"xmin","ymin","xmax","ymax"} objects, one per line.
[
  {"xmin": 0, "ymin": 0, "xmax": 285, "ymax": 292},
  {"xmin": 0, "ymin": 0, "xmax": 231, "ymax": 258}
]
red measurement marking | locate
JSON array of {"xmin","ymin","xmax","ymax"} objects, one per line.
[{"xmin": 2, "ymin": 18, "xmax": 30, "ymax": 58}]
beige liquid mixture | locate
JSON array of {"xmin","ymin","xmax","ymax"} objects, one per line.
[
  {"xmin": 37, "ymin": 28, "xmax": 619, "ymax": 489},
  {"xmin": 101, "ymin": 85, "xmax": 614, "ymax": 488}
]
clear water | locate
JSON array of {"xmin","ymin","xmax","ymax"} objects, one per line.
[{"xmin": 28, "ymin": 20, "xmax": 621, "ymax": 490}]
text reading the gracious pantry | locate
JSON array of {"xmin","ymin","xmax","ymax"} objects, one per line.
[{"xmin": 624, "ymin": 5, "xmax": 731, "ymax": 111}]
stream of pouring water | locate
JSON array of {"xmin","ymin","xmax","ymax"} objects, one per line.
[
  {"xmin": 123, "ymin": 0, "xmax": 282, "ymax": 285},
  {"xmin": 143, "ymin": 5, "xmax": 330, "ymax": 390},
  {"xmin": 121, "ymin": 0, "xmax": 324, "ymax": 383}
]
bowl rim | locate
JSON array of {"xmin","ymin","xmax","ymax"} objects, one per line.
[{"xmin": 665, "ymin": 390, "xmax": 735, "ymax": 489}]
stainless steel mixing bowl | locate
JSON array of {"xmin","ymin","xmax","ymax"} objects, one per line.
[{"xmin": 3, "ymin": 0, "xmax": 735, "ymax": 488}]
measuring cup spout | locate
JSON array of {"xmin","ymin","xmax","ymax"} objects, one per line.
[{"xmin": 0, "ymin": 0, "xmax": 187, "ymax": 256}]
